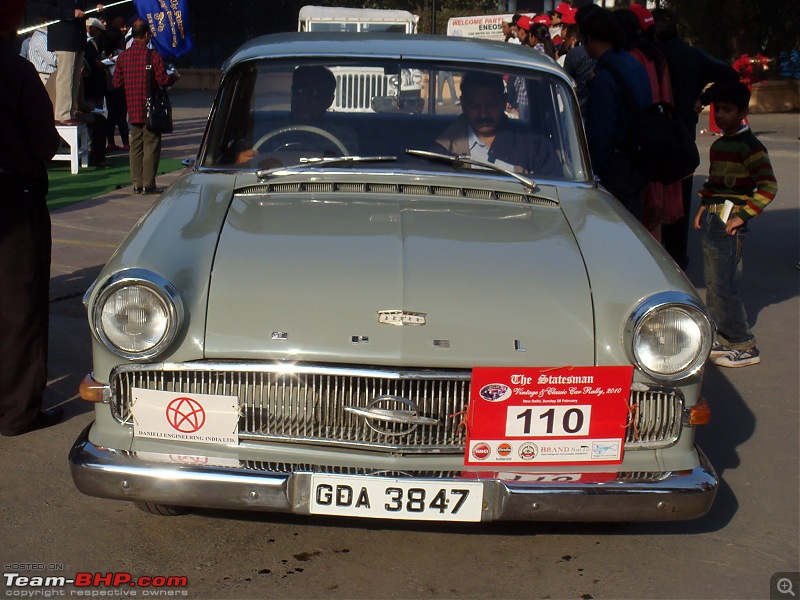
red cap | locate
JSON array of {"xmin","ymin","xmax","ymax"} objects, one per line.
[
  {"xmin": 555, "ymin": 2, "xmax": 572, "ymax": 16},
  {"xmin": 516, "ymin": 15, "xmax": 532, "ymax": 31},
  {"xmin": 560, "ymin": 8, "xmax": 577, "ymax": 25},
  {"xmin": 630, "ymin": 3, "xmax": 655, "ymax": 30},
  {"xmin": 533, "ymin": 14, "xmax": 552, "ymax": 25}
]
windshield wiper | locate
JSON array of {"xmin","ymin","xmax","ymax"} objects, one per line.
[
  {"xmin": 256, "ymin": 155, "xmax": 397, "ymax": 179},
  {"xmin": 405, "ymin": 149, "xmax": 538, "ymax": 193}
]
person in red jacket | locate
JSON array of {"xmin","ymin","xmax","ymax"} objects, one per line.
[{"xmin": 112, "ymin": 18, "xmax": 179, "ymax": 194}]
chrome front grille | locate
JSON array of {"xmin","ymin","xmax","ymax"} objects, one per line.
[
  {"xmin": 625, "ymin": 387, "xmax": 683, "ymax": 448},
  {"xmin": 110, "ymin": 363, "xmax": 683, "ymax": 452}
]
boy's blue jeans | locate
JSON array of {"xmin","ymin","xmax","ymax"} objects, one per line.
[{"xmin": 700, "ymin": 211, "xmax": 755, "ymax": 348}]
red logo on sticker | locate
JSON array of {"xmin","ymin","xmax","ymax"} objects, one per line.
[
  {"xmin": 497, "ymin": 443, "xmax": 512, "ymax": 457},
  {"xmin": 472, "ymin": 443, "xmax": 491, "ymax": 461},
  {"xmin": 166, "ymin": 397, "xmax": 206, "ymax": 433}
]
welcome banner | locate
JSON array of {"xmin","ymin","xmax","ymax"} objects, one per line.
[{"xmin": 134, "ymin": 0, "xmax": 193, "ymax": 58}]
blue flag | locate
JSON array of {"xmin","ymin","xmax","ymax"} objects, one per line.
[{"xmin": 133, "ymin": 0, "xmax": 193, "ymax": 58}]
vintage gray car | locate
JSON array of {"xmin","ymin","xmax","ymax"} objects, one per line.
[{"xmin": 69, "ymin": 33, "xmax": 718, "ymax": 522}]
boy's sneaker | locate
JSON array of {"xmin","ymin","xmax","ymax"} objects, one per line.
[
  {"xmin": 714, "ymin": 347, "xmax": 761, "ymax": 368},
  {"xmin": 710, "ymin": 339, "xmax": 731, "ymax": 358}
]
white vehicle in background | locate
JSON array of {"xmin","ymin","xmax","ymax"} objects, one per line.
[
  {"xmin": 298, "ymin": 5, "xmax": 424, "ymax": 112},
  {"xmin": 298, "ymin": 5, "xmax": 418, "ymax": 33}
]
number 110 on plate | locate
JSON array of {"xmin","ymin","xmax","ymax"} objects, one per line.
[{"xmin": 505, "ymin": 405, "xmax": 591, "ymax": 437}]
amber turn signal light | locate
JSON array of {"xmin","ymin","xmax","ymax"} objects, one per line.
[
  {"xmin": 688, "ymin": 396, "xmax": 711, "ymax": 426},
  {"xmin": 79, "ymin": 373, "xmax": 108, "ymax": 402}
]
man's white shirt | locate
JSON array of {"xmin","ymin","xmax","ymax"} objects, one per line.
[{"xmin": 27, "ymin": 29, "xmax": 57, "ymax": 75}]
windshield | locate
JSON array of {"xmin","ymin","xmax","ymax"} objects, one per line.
[{"xmin": 201, "ymin": 58, "xmax": 589, "ymax": 183}]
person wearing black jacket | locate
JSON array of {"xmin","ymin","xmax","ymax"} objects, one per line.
[
  {"xmin": 102, "ymin": 15, "xmax": 129, "ymax": 151},
  {"xmin": 652, "ymin": 8, "xmax": 739, "ymax": 270},
  {"xmin": 30, "ymin": 0, "xmax": 104, "ymax": 124},
  {"xmin": 83, "ymin": 16, "xmax": 106, "ymax": 108},
  {"xmin": 0, "ymin": 0, "xmax": 62, "ymax": 436}
]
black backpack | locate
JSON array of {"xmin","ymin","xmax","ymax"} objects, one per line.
[{"xmin": 605, "ymin": 64, "xmax": 700, "ymax": 185}]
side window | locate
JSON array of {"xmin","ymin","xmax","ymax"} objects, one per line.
[{"xmin": 203, "ymin": 66, "xmax": 258, "ymax": 166}]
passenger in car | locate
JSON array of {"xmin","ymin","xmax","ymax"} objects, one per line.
[
  {"xmin": 236, "ymin": 65, "xmax": 358, "ymax": 164},
  {"xmin": 432, "ymin": 71, "xmax": 562, "ymax": 178}
]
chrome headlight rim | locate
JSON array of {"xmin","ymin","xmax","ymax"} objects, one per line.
[
  {"xmin": 624, "ymin": 291, "xmax": 714, "ymax": 382},
  {"xmin": 91, "ymin": 269, "xmax": 183, "ymax": 361}
]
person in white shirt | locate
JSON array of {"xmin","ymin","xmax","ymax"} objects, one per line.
[{"xmin": 27, "ymin": 27, "xmax": 57, "ymax": 85}]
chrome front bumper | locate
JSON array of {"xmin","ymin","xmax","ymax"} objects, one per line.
[{"xmin": 69, "ymin": 425, "xmax": 718, "ymax": 522}]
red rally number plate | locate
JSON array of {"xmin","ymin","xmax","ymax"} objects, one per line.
[{"xmin": 465, "ymin": 366, "xmax": 633, "ymax": 467}]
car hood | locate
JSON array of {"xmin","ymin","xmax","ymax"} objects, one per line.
[{"xmin": 204, "ymin": 191, "xmax": 594, "ymax": 367}]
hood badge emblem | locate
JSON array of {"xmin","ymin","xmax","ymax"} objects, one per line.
[{"xmin": 378, "ymin": 310, "xmax": 426, "ymax": 326}]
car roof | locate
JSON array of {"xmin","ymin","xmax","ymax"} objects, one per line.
[{"xmin": 222, "ymin": 32, "xmax": 568, "ymax": 82}]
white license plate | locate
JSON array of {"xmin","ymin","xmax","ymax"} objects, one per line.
[{"xmin": 309, "ymin": 475, "xmax": 483, "ymax": 522}]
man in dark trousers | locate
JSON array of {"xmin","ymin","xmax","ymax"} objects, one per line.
[
  {"xmin": 0, "ymin": 0, "xmax": 62, "ymax": 436},
  {"xmin": 653, "ymin": 8, "xmax": 738, "ymax": 270},
  {"xmin": 112, "ymin": 18, "xmax": 178, "ymax": 194},
  {"xmin": 31, "ymin": 0, "xmax": 104, "ymax": 124},
  {"xmin": 83, "ymin": 16, "xmax": 107, "ymax": 109}
]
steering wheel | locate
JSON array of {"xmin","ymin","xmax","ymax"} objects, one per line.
[{"xmin": 252, "ymin": 125, "xmax": 350, "ymax": 155}]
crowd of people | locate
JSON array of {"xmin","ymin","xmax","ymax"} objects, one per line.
[{"xmin": 18, "ymin": 3, "xmax": 178, "ymax": 181}]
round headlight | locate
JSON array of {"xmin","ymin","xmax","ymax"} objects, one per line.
[
  {"xmin": 410, "ymin": 70, "xmax": 423, "ymax": 86},
  {"xmin": 625, "ymin": 292, "xmax": 713, "ymax": 381},
  {"xmin": 92, "ymin": 270, "xmax": 182, "ymax": 360}
]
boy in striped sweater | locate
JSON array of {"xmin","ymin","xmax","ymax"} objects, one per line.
[{"xmin": 693, "ymin": 80, "xmax": 778, "ymax": 367}]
